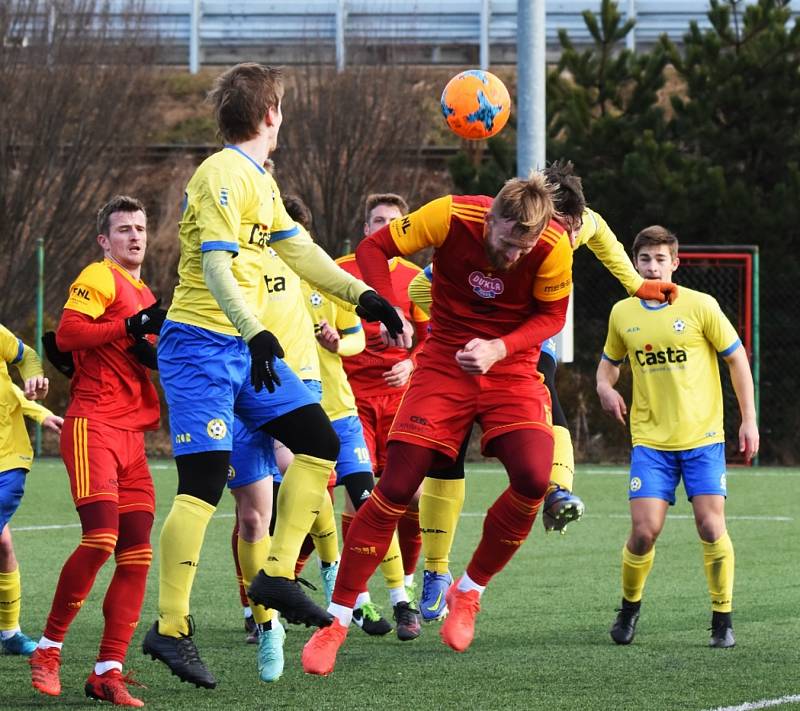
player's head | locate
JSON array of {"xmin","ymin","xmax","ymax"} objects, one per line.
[
  {"xmin": 283, "ymin": 194, "xmax": 313, "ymax": 231},
  {"xmin": 363, "ymin": 193, "xmax": 408, "ymax": 237},
  {"xmin": 632, "ymin": 225, "xmax": 679, "ymax": 282},
  {"xmin": 209, "ymin": 63, "xmax": 284, "ymax": 151},
  {"xmin": 96, "ymin": 195, "xmax": 147, "ymax": 272},
  {"xmin": 485, "ymin": 172, "xmax": 555, "ymax": 271},
  {"xmin": 543, "ymin": 159, "xmax": 585, "ymax": 242}
]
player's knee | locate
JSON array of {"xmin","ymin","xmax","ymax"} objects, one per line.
[
  {"xmin": 629, "ymin": 529, "xmax": 657, "ymax": 554},
  {"xmin": 176, "ymin": 451, "xmax": 230, "ymax": 506},
  {"xmin": 696, "ymin": 516, "xmax": 726, "ymax": 543},
  {"xmin": 117, "ymin": 511, "xmax": 154, "ymax": 550},
  {"xmin": 236, "ymin": 504, "xmax": 270, "ymax": 540},
  {"xmin": 343, "ymin": 471, "xmax": 375, "ymax": 511}
]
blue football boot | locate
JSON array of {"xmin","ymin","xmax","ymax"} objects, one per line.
[{"xmin": 420, "ymin": 570, "xmax": 453, "ymax": 622}]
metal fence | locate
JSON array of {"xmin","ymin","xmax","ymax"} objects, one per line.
[{"xmin": 10, "ymin": 1, "xmax": 797, "ymax": 73}]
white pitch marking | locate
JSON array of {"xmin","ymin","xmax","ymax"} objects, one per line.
[{"xmin": 700, "ymin": 694, "xmax": 800, "ymax": 711}]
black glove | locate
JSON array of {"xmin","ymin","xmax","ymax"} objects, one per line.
[
  {"xmin": 41, "ymin": 331, "xmax": 75, "ymax": 378},
  {"xmin": 129, "ymin": 338, "xmax": 159, "ymax": 370},
  {"xmin": 355, "ymin": 290, "xmax": 404, "ymax": 338},
  {"xmin": 125, "ymin": 298, "xmax": 166, "ymax": 338},
  {"xmin": 247, "ymin": 330, "xmax": 285, "ymax": 393}
]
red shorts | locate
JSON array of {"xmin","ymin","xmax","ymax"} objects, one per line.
[
  {"xmin": 389, "ymin": 345, "xmax": 553, "ymax": 459},
  {"xmin": 60, "ymin": 417, "xmax": 155, "ymax": 513},
  {"xmin": 354, "ymin": 390, "xmax": 404, "ymax": 476}
]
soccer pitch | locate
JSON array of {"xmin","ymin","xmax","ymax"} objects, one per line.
[{"xmin": 3, "ymin": 460, "xmax": 799, "ymax": 711}]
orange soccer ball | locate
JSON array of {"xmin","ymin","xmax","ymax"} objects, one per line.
[{"xmin": 440, "ymin": 69, "xmax": 511, "ymax": 140}]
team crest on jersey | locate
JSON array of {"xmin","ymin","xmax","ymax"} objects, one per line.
[
  {"xmin": 207, "ymin": 418, "xmax": 227, "ymax": 440},
  {"xmin": 630, "ymin": 477, "xmax": 642, "ymax": 492},
  {"xmin": 309, "ymin": 291, "xmax": 323, "ymax": 307},
  {"xmin": 672, "ymin": 318, "xmax": 686, "ymax": 333},
  {"xmin": 468, "ymin": 271, "xmax": 504, "ymax": 299}
]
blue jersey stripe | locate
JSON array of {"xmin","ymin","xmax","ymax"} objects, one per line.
[
  {"xmin": 224, "ymin": 145, "xmax": 266, "ymax": 174},
  {"xmin": 602, "ymin": 352, "xmax": 624, "ymax": 365},
  {"xmin": 340, "ymin": 324, "xmax": 362, "ymax": 335},
  {"xmin": 12, "ymin": 338, "xmax": 24, "ymax": 364},
  {"xmin": 270, "ymin": 225, "xmax": 300, "ymax": 243},
  {"xmin": 718, "ymin": 338, "xmax": 741, "ymax": 358},
  {"xmin": 201, "ymin": 240, "xmax": 239, "ymax": 253}
]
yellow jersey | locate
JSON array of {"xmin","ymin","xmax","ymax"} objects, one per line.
[
  {"xmin": 301, "ymin": 283, "xmax": 363, "ymax": 421},
  {"xmin": 602, "ymin": 287, "xmax": 741, "ymax": 450},
  {"xmin": 573, "ymin": 208, "xmax": 643, "ymax": 296},
  {"xmin": 168, "ymin": 146, "xmax": 300, "ymax": 335},
  {"xmin": 258, "ymin": 248, "xmax": 320, "ymax": 382},
  {"xmin": 0, "ymin": 325, "xmax": 52, "ymax": 473}
]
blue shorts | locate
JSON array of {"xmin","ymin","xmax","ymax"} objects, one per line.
[
  {"xmin": 540, "ymin": 337, "xmax": 557, "ymax": 363},
  {"xmin": 273, "ymin": 379, "xmax": 322, "ymax": 485},
  {"xmin": 0, "ymin": 468, "xmax": 26, "ymax": 530},
  {"xmin": 332, "ymin": 415, "xmax": 372, "ymax": 481},
  {"xmin": 629, "ymin": 443, "xmax": 727, "ymax": 504},
  {"xmin": 227, "ymin": 417, "xmax": 279, "ymax": 490},
  {"xmin": 158, "ymin": 321, "xmax": 318, "ymax": 456}
]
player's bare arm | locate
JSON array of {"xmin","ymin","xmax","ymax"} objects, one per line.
[
  {"xmin": 724, "ymin": 345, "xmax": 759, "ymax": 462},
  {"xmin": 596, "ymin": 358, "xmax": 627, "ymax": 424}
]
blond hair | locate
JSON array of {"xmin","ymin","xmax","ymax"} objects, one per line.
[{"xmin": 492, "ymin": 172, "xmax": 555, "ymax": 240}]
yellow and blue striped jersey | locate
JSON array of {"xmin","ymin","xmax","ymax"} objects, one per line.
[
  {"xmin": 301, "ymin": 283, "xmax": 363, "ymax": 421},
  {"xmin": 168, "ymin": 146, "xmax": 300, "ymax": 335},
  {"xmin": 257, "ymin": 248, "xmax": 320, "ymax": 382},
  {"xmin": 602, "ymin": 287, "xmax": 741, "ymax": 450}
]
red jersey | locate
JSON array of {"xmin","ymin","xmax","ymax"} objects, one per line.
[
  {"xmin": 355, "ymin": 195, "xmax": 572, "ymax": 367},
  {"xmin": 56, "ymin": 258, "xmax": 160, "ymax": 431},
  {"xmin": 336, "ymin": 254, "xmax": 429, "ymax": 398}
]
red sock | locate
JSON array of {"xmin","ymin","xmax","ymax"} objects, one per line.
[
  {"xmin": 465, "ymin": 488, "xmax": 542, "ymax": 586},
  {"xmin": 397, "ymin": 509, "xmax": 422, "ymax": 576},
  {"xmin": 341, "ymin": 512, "xmax": 354, "ymax": 543},
  {"xmin": 232, "ymin": 514, "xmax": 249, "ymax": 607},
  {"xmin": 294, "ymin": 535, "xmax": 315, "ymax": 577},
  {"xmin": 331, "ymin": 490, "xmax": 405, "ymax": 608},
  {"xmin": 43, "ymin": 529, "xmax": 116, "ymax": 642},
  {"xmin": 98, "ymin": 544, "xmax": 151, "ymax": 662}
]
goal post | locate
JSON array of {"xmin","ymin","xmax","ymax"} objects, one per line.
[{"xmin": 677, "ymin": 245, "xmax": 760, "ymax": 465}]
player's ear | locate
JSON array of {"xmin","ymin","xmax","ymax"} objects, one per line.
[{"xmin": 97, "ymin": 233, "xmax": 108, "ymax": 250}]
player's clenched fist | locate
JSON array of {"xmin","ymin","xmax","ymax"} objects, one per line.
[
  {"xmin": 126, "ymin": 298, "xmax": 167, "ymax": 337},
  {"xmin": 247, "ymin": 330, "xmax": 285, "ymax": 393},
  {"xmin": 635, "ymin": 280, "xmax": 678, "ymax": 304},
  {"xmin": 356, "ymin": 291, "xmax": 408, "ymax": 344}
]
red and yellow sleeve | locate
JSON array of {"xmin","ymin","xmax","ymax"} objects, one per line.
[
  {"xmin": 532, "ymin": 230, "xmax": 573, "ymax": 302},
  {"xmin": 388, "ymin": 196, "xmax": 453, "ymax": 254},
  {"xmin": 63, "ymin": 262, "xmax": 115, "ymax": 319}
]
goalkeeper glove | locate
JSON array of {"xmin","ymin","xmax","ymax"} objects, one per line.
[
  {"xmin": 355, "ymin": 290, "xmax": 404, "ymax": 338},
  {"xmin": 635, "ymin": 280, "xmax": 678, "ymax": 305},
  {"xmin": 125, "ymin": 298, "xmax": 167, "ymax": 337},
  {"xmin": 129, "ymin": 338, "xmax": 159, "ymax": 370},
  {"xmin": 247, "ymin": 330, "xmax": 285, "ymax": 393},
  {"xmin": 41, "ymin": 331, "xmax": 75, "ymax": 378}
]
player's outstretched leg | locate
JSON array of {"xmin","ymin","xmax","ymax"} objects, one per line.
[{"xmin": 247, "ymin": 572, "xmax": 332, "ymax": 628}]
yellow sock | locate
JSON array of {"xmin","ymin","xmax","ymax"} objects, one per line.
[
  {"xmin": 0, "ymin": 567, "xmax": 21, "ymax": 631},
  {"xmin": 158, "ymin": 494, "xmax": 215, "ymax": 636},
  {"xmin": 265, "ymin": 453, "xmax": 334, "ymax": 578},
  {"xmin": 702, "ymin": 531, "xmax": 734, "ymax": 613},
  {"xmin": 311, "ymin": 493, "xmax": 339, "ymax": 564},
  {"xmin": 547, "ymin": 425, "xmax": 575, "ymax": 494},
  {"xmin": 621, "ymin": 544, "xmax": 655, "ymax": 602},
  {"xmin": 419, "ymin": 476, "xmax": 465, "ymax": 574},
  {"xmin": 238, "ymin": 535, "xmax": 275, "ymax": 625},
  {"xmin": 379, "ymin": 531, "xmax": 405, "ymax": 589}
]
